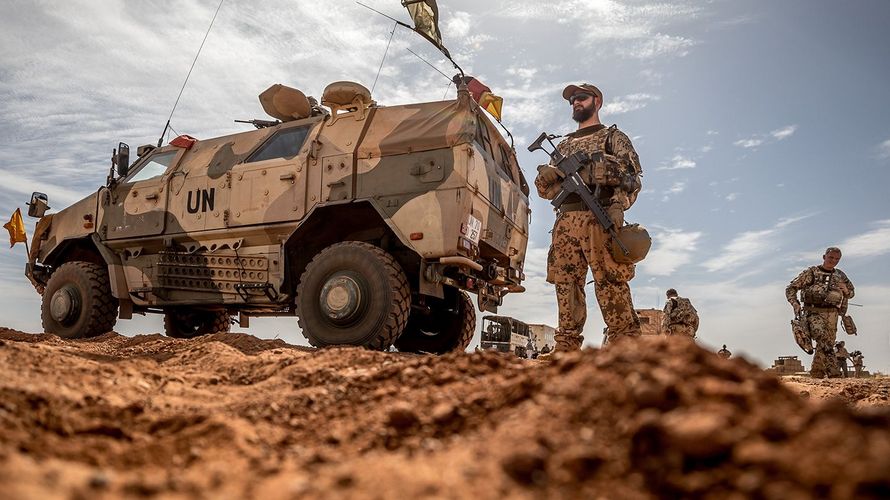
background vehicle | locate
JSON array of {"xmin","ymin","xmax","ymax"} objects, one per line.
[
  {"xmin": 25, "ymin": 81, "xmax": 529, "ymax": 353},
  {"xmin": 480, "ymin": 315, "xmax": 533, "ymax": 358}
]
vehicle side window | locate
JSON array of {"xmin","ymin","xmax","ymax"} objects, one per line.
[
  {"xmin": 246, "ymin": 126, "xmax": 312, "ymax": 163},
  {"xmin": 127, "ymin": 151, "xmax": 178, "ymax": 183}
]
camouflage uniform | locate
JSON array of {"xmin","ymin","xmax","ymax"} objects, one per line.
[
  {"xmin": 852, "ymin": 353, "xmax": 864, "ymax": 378},
  {"xmin": 535, "ymin": 124, "xmax": 643, "ymax": 349},
  {"xmin": 785, "ymin": 266, "xmax": 855, "ymax": 378},
  {"xmin": 662, "ymin": 296, "xmax": 699, "ymax": 338},
  {"xmin": 717, "ymin": 345, "xmax": 731, "ymax": 359}
]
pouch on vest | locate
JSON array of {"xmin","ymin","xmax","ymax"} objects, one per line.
[
  {"xmin": 611, "ymin": 223, "xmax": 651, "ymax": 264},
  {"xmin": 842, "ymin": 315, "xmax": 857, "ymax": 335}
]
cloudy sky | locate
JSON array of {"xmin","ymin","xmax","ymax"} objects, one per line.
[{"xmin": 1, "ymin": 0, "xmax": 888, "ymax": 371}]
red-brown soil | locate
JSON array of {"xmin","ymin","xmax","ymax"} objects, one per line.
[{"xmin": 1, "ymin": 327, "xmax": 888, "ymax": 499}]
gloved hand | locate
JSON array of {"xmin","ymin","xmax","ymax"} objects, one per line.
[
  {"xmin": 537, "ymin": 165, "xmax": 562, "ymax": 184},
  {"xmin": 791, "ymin": 302, "xmax": 801, "ymax": 316}
]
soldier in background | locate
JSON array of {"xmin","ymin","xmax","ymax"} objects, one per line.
[
  {"xmin": 851, "ymin": 350, "xmax": 864, "ymax": 378},
  {"xmin": 785, "ymin": 247, "xmax": 855, "ymax": 378},
  {"xmin": 534, "ymin": 83, "xmax": 643, "ymax": 351},
  {"xmin": 717, "ymin": 344, "xmax": 732, "ymax": 359},
  {"xmin": 835, "ymin": 340, "xmax": 850, "ymax": 378},
  {"xmin": 661, "ymin": 289, "xmax": 699, "ymax": 338}
]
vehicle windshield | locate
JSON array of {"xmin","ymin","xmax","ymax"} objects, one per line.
[{"xmin": 127, "ymin": 151, "xmax": 178, "ymax": 183}]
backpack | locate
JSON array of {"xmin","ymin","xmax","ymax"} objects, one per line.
[{"xmin": 671, "ymin": 297, "xmax": 699, "ymax": 331}]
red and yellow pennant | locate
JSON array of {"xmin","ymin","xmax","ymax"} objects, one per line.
[{"xmin": 464, "ymin": 77, "xmax": 504, "ymax": 122}]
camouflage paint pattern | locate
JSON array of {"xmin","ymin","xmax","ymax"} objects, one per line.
[{"xmin": 27, "ymin": 83, "xmax": 529, "ymax": 320}]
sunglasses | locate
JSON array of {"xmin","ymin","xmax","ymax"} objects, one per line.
[{"xmin": 569, "ymin": 93, "xmax": 594, "ymax": 105}]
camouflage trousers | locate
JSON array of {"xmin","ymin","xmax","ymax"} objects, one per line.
[
  {"xmin": 547, "ymin": 211, "xmax": 641, "ymax": 350},
  {"xmin": 805, "ymin": 307, "xmax": 840, "ymax": 378},
  {"xmin": 666, "ymin": 324, "xmax": 696, "ymax": 338}
]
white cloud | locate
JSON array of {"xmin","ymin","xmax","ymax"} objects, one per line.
[
  {"xmin": 601, "ymin": 93, "xmax": 660, "ymax": 115},
  {"xmin": 500, "ymin": 0, "xmax": 700, "ymax": 60},
  {"xmin": 639, "ymin": 227, "xmax": 703, "ymax": 276},
  {"xmin": 836, "ymin": 220, "xmax": 890, "ymax": 259},
  {"xmin": 725, "ymin": 193, "xmax": 739, "ymax": 201},
  {"xmin": 661, "ymin": 181, "xmax": 687, "ymax": 202},
  {"xmin": 658, "ymin": 154, "xmax": 696, "ymax": 170},
  {"xmin": 771, "ymin": 124, "xmax": 797, "ymax": 140},
  {"xmin": 733, "ymin": 138, "xmax": 763, "ymax": 148},
  {"xmin": 877, "ymin": 139, "xmax": 890, "ymax": 159},
  {"xmin": 703, "ymin": 215, "xmax": 813, "ymax": 272},
  {"xmin": 707, "ymin": 130, "xmax": 719, "ymax": 136}
]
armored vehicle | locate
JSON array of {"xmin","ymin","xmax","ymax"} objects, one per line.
[{"xmin": 25, "ymin": 81, "xmax": 529, "ymax": 353}]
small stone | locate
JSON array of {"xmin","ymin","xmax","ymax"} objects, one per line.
[
  {"xmin": 501, "ymin": 449, "xmax": 548, "ymax": 485},
  {"xmin": 386, "ymin": 402, "xmax": 420, "ymax": 430}
]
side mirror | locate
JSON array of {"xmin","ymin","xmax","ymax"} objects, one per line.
[
  {"xmin": 27, "ymin": 192, "xmax": 50, "ymax": 218},
  {"xmin": 114, "ymin": 142, "xmax": 130, "ymax": 177}
]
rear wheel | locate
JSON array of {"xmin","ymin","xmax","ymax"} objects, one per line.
[
  {"xmin": 395, "ymin": 289, "xmax": 476, "ymax": 354},
  {"xmin": 164, "ymin": 308, "xmax": 230, "ymax": 339},
  {"xmin": 296, "ymin": 242, "xmax": 410, "ymax": 350},
  {"xmin": 41, "ymin": 261, "xmax": 118, "ymax": 339}
]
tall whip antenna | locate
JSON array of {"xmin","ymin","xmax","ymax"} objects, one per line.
[
  {"xmin": 157, "ymin": 0, "xmax": 226, "ymax": 147},
  {"xmin": 371, "ymin": 22, "xmax": 398, "ymax": 94}
]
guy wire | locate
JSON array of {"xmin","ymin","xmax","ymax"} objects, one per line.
[
  {"xmin": 372, "ymin": 21, "xmax": 398, "ymax": 94},
  {"xmin": 158, "ymin": 0, "xmax": 226, "ymax": 147}
]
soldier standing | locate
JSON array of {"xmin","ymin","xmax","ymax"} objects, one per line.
[
  {"xmin": 534, "ymin": 83, "xmax": 643, "ymax": 350},
  {"xmin": 717, "ymin": 344, "xmax": 732, "ymax": 359},
  {"xmin": 785, "ymin": 247, "xmax": 855, "ymax": 378},
  {"xmin": 661, "ymin": 288, "xmax": 700, "ymax": 338},
  {"xmin": 835, "ymin": 340, "xmax": 850, "ymax": 378}
]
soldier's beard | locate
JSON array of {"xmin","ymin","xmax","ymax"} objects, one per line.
[{"xmin": 572, "ymin": 106, "xmax": 594, "ymax": 123}]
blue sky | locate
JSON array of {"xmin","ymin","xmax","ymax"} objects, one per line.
[{"xmin": 1, "ymin": 0, "xmax": 888, "ymax": 371}]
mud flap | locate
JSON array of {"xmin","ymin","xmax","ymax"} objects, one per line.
[{"xmin": 477, "ymin": 285, "xmax": 500, "ymax": 313}]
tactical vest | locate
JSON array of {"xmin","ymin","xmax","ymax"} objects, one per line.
[
  {"xmin": 801, "ymin": 266, "xmax": 844, "ymax": 307},
  {"xmin": 557, "ymin": 125, "xmax": 642, "ymax": 209}
]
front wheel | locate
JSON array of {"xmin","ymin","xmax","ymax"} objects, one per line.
[
  {"xmin": 41, "ymin": 261, "xmax": 118, "ymax": 339},
  {"xmin": 164, "ymin": 308, "xmax": 230, "ymax": 339},
  {"xmin": 296, "ymin": 242, "xmax": 410, "ymax": 350},
  {"xmin": 394, "ymin": 290, "xmax": 476, "ymax": 354}
]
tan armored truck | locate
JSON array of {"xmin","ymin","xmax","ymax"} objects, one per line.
[{"xmin": 24, "ymin": 81, "xmax": 529, "ymax": 353}]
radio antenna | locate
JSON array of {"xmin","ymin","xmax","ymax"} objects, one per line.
[{"xmin": 157, "ymin": 0, "xmax": 226, "ymax": 147}]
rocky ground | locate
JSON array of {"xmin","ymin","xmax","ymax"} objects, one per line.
[{"xmin": 1, "ymin": 327, "xmax": 889, "ymax": 499}]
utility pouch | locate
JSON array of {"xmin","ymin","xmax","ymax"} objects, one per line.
[
  {"xmin": 791, "ymin": 314, "xmax": 814, "ymax": 354},
  {"xmin": 611, "ymin": 223, "xmax": 651, "ymax": 264},
  {"xmin": 842, "ymin": 315, "xmax": 857, "ymax": 335}
]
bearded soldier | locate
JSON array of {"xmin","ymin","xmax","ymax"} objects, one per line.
[
  {"xmin": 785, "ymin": 247, "xmax": 855, "ymax": 378},
  {"xmin": 662, "ymin": 288, "xmax": 700, "ymax": 338},
  {"xmin": 534, "ymin": 83, "xmax": 643, "ymax": 350}
]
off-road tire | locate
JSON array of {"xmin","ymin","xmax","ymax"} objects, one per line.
[
  {"xmin": 395, "ymin": 290, "xmax": 475, "ymax": 354},
  {"xmin": 41, "ymin": 261, "xmax": 118, "ymax": 339},
  {"xmin": 164, "ymin": 309, "xmax": 231, "ymax": 339},
  {"xmin": 296, "ymin": 242, "xmax": 410, "ymax": 350}
]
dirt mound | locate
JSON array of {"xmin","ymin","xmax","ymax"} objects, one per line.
[{"xmin": 1, "ymin": 329, "xmax": 888, "ymax": 499}]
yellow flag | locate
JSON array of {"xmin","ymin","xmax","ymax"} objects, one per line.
[
  {"xmin": 479, "ymin": 91, "xmax": 503, "ymax": 122},
  {"xmin": 4, "ymin": 208, "xmax": 27, "ymax": 248}
]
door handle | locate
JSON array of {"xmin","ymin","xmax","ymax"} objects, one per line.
[
  {"xmin": 145, "ymin": 193, "xmax": 159, "ymax": 200},
  {"xmin": 280, "ymin": 173, "xmax": 296, "ymax": 181}
]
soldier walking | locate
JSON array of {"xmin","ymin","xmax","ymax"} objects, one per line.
[
  {"xmin": 785, "ymin": 247, "xmax": 855, "ymax": 378},
  {"xmin": 717, "ymin": 344, "xmax": 732, "ymax": 359},
  {"xmin": 661, "ymin": 288, "xmax": 699, "ymax": 338},
  {"xmin": 534, "ymin": 83, "xmax": 644, "ymax": 350}
]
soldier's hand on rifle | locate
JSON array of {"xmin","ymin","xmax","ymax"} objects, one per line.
[
  {"xmin": 536, "ymin": 164, "xmax": 562, "ymax": 184},
  {"xmin": 836, "ymin": 281, "xmax": 849, "ymax": 296}
]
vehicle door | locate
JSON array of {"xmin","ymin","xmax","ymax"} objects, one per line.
[{"xmin": 98, "ymin": 148, "xmax": 183, "ymax": 240}]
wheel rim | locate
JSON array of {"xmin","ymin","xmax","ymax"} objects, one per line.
[
  {"xmin": 319, "ymin": 273, "xmax": 365, "ymax": 325},
  {"xmin": 50, "ymin": 285, "xmax": 81, "ymax": 326}
]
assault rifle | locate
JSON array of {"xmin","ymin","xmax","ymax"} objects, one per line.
[{"xmin": 528, "ymin": 132, "xmax": 630, "ymax": 257}]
